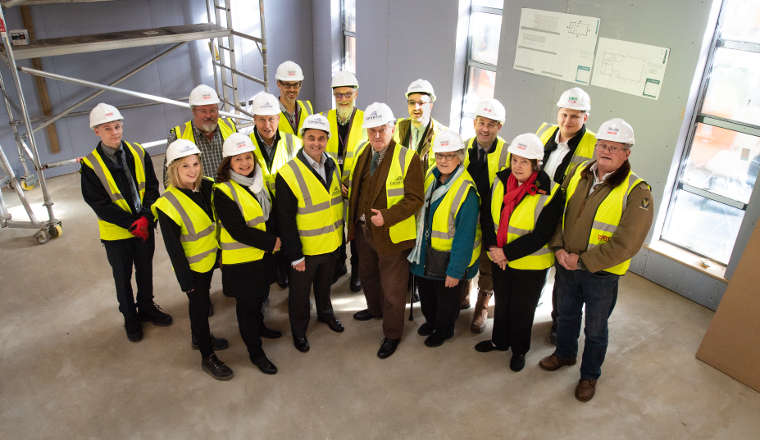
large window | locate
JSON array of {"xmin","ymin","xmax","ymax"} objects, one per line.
[
  {"xmin": 341, "ymin": 0, "xmax": 356, "ymax": 73},
  {"xmin": 460, "ymin": 0, "xmax": 503, "ymax": 140},
  {"xmin": 661, "ymin": 0, "xmax": 760, "ymax": 265}
]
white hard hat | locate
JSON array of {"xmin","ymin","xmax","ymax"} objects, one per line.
[
  {"xmin": 474, "ymin": 98, "xmax": 506, "ymax": 124},
  {"xmin": 363, "ymin": 102, "xmax": 395, "ymax": 129},
  {"xmin": 405, "ymin": 78, "xmax": 436, "ymax": 102},
  {"xmin": 165, "ymin": 139, "xmax": 201, "ymax": 167},
  {"xmin": 189, "ymin": 84, "xmax": 221, "ymax": 106},
  {"xmin": 433, "ymin": 129, "xmax": 465, "ymax": 153},
  {"xmin": 332, "ymin": 71, "xmax": 358, "ymax": 88},
  {"xmin": 275, "ymin": 60, "xmax": 304, "ymax": 81},
  {"xmin": 556, "ymin": 87, "xmax": 591, "ymax": 111},
  {"xmin": 300, "ymin": 114, "xmax": 331, "ymax": 138},
  {"xmin": 596, "ymin": 118, "xmax": 635, "ymax": 145},
  {"xmin": 222, "ymin": 132, "xmax": 256, "ymax": 158},
  {"xmin": 508, "ymin": 133, "xmax": 544, "ymax": 160},
  {"xmin": 89, "ymin": 103, "xmax": 123, "ymax": 128},
  {"xmin": 251, "ymin": 92, "xmax": 280, "ymax": 116}
]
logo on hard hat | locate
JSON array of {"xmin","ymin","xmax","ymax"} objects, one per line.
[
  {"xmin": 517, "ymin": 143, "xmax": 527, "ymax": 150},
  {"xmin": 105, "ymin": 112, "xmax": 114, "ymax": 117},
  {"xmin": 367, "ymin": 111, "xmax": 380, "ymax": 120},
  {"xmin": 181, "ymin": 144, "xmax": 193, "ymax": 152},
  {"xmin": 607, "ymin": 128, "xmax": 619, "ymax": 135},
  {"xmin": 569, "ymin": 96, "xmax": 578, "ymax": 103},
  {"xmin": 483, "ymin": 107, "xmax": 493, "ymax": 113},
  {"xmin": 288, "ymin": 70, "xmax": 296, "ymax": 76},
  {"xmin": 202, "ymin": 93, "xmax": 212, "ymax": 100},
  {"xmin": 236, "ymin": 142, "xmax": 246, "ymax": 148},
  {"xmin": 441, "ymin": 140, "xmax": 449, "ymax": 146}
]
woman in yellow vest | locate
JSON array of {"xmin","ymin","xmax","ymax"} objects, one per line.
[
  {"xmin": 475, "ymin": 133, "xmax": 564, "ymax": 372},
  {"xmin": 213, "ymin": 133, "xmax": 281, "ymax": 375},
  {"xmin": 152, "ymin": 139, "xmax": 233, "ymax": 381},
  {"xmin": 408, "ymin": 130, "xmax": 480, "ymax": 347}
]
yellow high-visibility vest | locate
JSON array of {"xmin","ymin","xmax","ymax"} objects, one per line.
[
  {"xmin": 394, "ymin": 118, "xmax": 446, "ymax": 170},
  {"xmin": 81, "ymin": 142, "xmax": 147, "ymax": 241},
  {"xmin": 214, "ymin": 180, "xmax": 268, "ymax": 265},
  {"xmin": 324, "ymin": 108, "xmax": 366, "ymax": 186},
  {"xmin": 564, "ymin": 161, "xmax": 645, "ymax": 275},
  {"xmin": 250, "ymin": 131, "xmax": 302, "ymax": 195},
  {"xmin": 536, "ymin": 123, "xmax": 596, "ymax": 178},
  {"xmin": 426, "ymin": 169, "xmax": 481, "ymax": 268},
  {"xmin": 489, "ymin": 176, "xmax": 558, "ymax": 270},
  {"xmin": 278, "ymin": 99, "xmax": 314, "ymax": 136},
  {"xmin": 151, "ymin": 181, "xmax": 218, "ymax": 272},
  {"xmin": 463, "ymin": 136, "xmax": 509, "ymax": 187},
  {"xmin": 278, "ymin": 156, "xmax": 344, "ymax": 255},
  {"xmin": 173, "ymin": 118, "xmax": 237, "ymax": 144}
]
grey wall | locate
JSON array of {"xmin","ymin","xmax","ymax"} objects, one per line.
[{"xmin": 0, "ymin": 0, "xmax": 314, "ymax": 177}]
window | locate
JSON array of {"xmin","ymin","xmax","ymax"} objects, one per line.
[
  {"xmin": 342, "ymin": 0, "xmax": 356, "ymax": 73},
  {"xmin": 460, "ymin": 0, "xmax": 503, "ymax": 140},
  {"xmin": 661, "ymin": 0, "xmax": 760, "ymax": 265}
]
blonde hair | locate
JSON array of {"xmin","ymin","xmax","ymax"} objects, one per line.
[{"xmin": 167, "ymin": 154, "xmax": 203, "ymax": 190}]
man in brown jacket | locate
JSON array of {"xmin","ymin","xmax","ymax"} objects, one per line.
[
  {"xmin": 539, "ymin": 118, "xmax": 653, "ymax": 402},
  {"xmin": 347, "ymin": 102, "xmax": 424, "ymax": 359}
]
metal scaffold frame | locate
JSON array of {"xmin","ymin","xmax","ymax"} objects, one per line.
[{"xmin": 0, "ymin": 0, "xmax": 268, "ymax": 243}]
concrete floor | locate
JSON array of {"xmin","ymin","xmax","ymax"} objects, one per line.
[{"xmin": 2, "ymin": 165, "xmax": 760, "ymax": 439}]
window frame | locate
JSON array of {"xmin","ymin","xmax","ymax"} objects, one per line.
[{"xmin": 341, "ymin": 0, "xmax": 356, "ymax": 73}]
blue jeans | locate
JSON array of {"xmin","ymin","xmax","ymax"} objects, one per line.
[{"xmin": 555, "ymin": 265, "xmax": 619, "ymax": 380}]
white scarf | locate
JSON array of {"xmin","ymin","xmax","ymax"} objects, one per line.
[{"xmin": 230, "ymin": 168, "xmax": 272, "ymax": 221}]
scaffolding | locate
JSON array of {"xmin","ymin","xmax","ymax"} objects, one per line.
[{"xmin": 0, "ymin": 0, "xmax": 267, "ymax": 243}]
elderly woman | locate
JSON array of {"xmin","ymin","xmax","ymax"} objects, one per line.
[
  {"xmin": 152, "ymin": 139, "xmax": 232, "ymax": 380},
  {"xmin": 475, "ymin": 133, "xmax": 564, "ymax": 372},
  {"xmin": 408, "ymin": 130, "xmax": 480, "ymax": 347},
  {"xmin": 213, "ymin": 133, "xmax": 281, "ymax": 375}
]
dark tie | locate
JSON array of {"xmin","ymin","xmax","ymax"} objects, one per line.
[
  {"xmin": 115, "ymin": 149, "xmax": 142, "ymax": 213},
  {"xmin": 370, "ymin": 152, "xmax": 380, "ymax": 174}
]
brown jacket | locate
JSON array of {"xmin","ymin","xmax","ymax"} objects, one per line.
[
  {"xmin": 347, "ymin": 140, "xmax": 424, "ymax": 256},
  {"xmin": 549, "ymin": 160, "xmax": 653, "ymax": 273}
]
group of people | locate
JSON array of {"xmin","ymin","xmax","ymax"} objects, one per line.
[{"xmin": 81, "ymin": 60, "xmax": 653, "ymax": 402}]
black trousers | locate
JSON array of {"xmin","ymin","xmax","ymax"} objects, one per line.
[
  {"xmin": 288, "ymin": 252, "xmax": 337, "ymax": 338},
  {"xmin": 186, "ymin": 270, "xmax": 213, "ymax": 358},
  {"xmin": 337, "ymin": 237, "xmax": 359, "ymax": 270},
  {"xmin": 222, "ymin": 260, "xmax": 269, "ymax": 359},
  {"xmin": 491, "ymin": 263, "xmax": 547, "ymax": 355},
  {"xmin": 102, "ymin": 233, "xmax": 155, "ymax": 320},
  {"xmin": 417, "ymin": 276, "xmax": 465, "ymax": 338}
]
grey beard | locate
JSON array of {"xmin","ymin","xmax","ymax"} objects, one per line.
[
  {"xmin": 197, "ymin": 121, "xmax": 218, "ymax": 133},
  {"xmin": 336, "ymin": 106, "xmax": 354, "ymax": 125}
]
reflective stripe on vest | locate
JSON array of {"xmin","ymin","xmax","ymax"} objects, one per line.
[
  {"xmin": 490, "ymin": 177, "xmax": 558, "ymax": 270},
  {"xmin": 536, "ymin": 123, "xmax": 597, "ymax": 176},
  {"xmin": 463, "ymin": 136, "xmax": 509, "ymax": 187},
  {"xmin": 151, "ymin": 186, "xmax": 217, "ymax": 272},
  {"xmin": 251, "ymin": 131, "xmax": 302, "ymax": 195},
  {"xmin": 427, "ymin": 169, "xmax": 482, "ymax": 268},
  {"xmin": 325, "ymin": 108, "xmax": 366, "ymax": 186},
  {"xmin": 386, "ymin": 145, "xmax": 417, "ymax": 243},
  {"xmin": 81, "ymin": 142, "xmax": 147, "ymax": 241},
  {"xmin": 174, "ymin": 118, "xmax": 237, "ymax": 143},
  {"xmin": 214, "ymin": 180, "xmax": 267, "ymax": 264},
  {"xmin": 564, "ymin": 161, "xmax": 644, "ymax": 275},
  {"xmin": 278, "ymin": 100, "xmax": 314, "ymax": 136},
  {"xmin": 278, "ymin": 157, "xmax": 344, "ymax": 255}
]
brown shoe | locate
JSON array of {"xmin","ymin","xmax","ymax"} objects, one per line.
[
  {"xmin": 575, "ymin": 379, "xmax": 597, "ymax": 402},
  {"xmin": 470, "ymin": 290, "xmax": 493, "ymax": 333},
  {"xmin": 538, "ymin": 353, "xmax": 576, "ymax": 371}
]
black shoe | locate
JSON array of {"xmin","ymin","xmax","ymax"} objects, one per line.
[
  {"xmin": 250, "ymin": 354, "xmax": 278, "ymax": 375},
  {"xmin": 138, "ymin": 302, "xmax": 173, "ymax": 326},
  {"xmin": 353, "ymin": 309, "xmax": 377, "ymax": 321},
  {"xmin": 510, "ymin": 353, "xmax": 526, "ymax": 372},
  {"xmin": 201, "ymin": 354, "xmax": 234, "ymax": 381},
  {"xmin": 377, "ymin": 338, "xmax": 400, "ymax": 359},
  {"xmin": 260, "ymin": 325, "xmax": 283, "ymax": 339},
  {"xmin": 349, "ymin": 270, "xmax": 362, "ymax": 292},
  {"xmin": 293, "ymin": 336, "xmax": 310, "ymax": 353},
  {"xmin": 192, "ymin": 334, "xmax": 229, "ymax": 351},
  {"xmin": 474, "ymin": 340, "xmax": 508, "ymax": 352},
  {"xmin": 332, "ymin": 263, "xmax": 348, "ymax": 284},
  {"xmin": 318, "ymin": 316, "xmax": 344, "ymax": 333},
  {"xmin": 208, "ymin": 301, "xmax": 214, "ymax": 317},
  {"xmin": 124, "ymin": 318, "xmax": 143, "ymax": 342},
  {"xmin": 417, "ymin": 322, "xmax": 434, "ymax": 336},
  {"xmin": 424, "ymin": 333, "xmax": 447, "ymax": 347}
]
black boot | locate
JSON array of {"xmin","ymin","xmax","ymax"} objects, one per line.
[{"xmin": 138, "ymin": 302, "xmax": 173, "ymax": 326}]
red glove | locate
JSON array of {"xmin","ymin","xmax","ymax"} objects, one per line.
[{"xmin": 129, "ymin": 216, "xmax": 149, "ymax": 241}]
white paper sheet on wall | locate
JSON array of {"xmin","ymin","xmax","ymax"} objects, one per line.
[
  {"xmin": 513, "ymin": 8, "xmax": 600, "ymax": 85},
  {"xmin": 591, "ymin": 37, "xmax": 670, "ymax": 100}
]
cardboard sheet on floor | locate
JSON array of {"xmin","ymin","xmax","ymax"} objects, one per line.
[{"xmin": 696, "ymin": 222, "xmax": 760, "ymax": 393}]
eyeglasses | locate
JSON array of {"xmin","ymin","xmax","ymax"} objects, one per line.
[
  {"xmin": 595, "ymin": 142, "xmax": 628, "ymax": 153},
  {"xmin": 279, "ymin": 81, "xmax": 302, "ymax": 90},
  {"xmin": 407, "ymin": 99, "xmax": 431, "ymax": 107},
  {"xmin": 435, "ymin": 153, "xmax": 459, "ymax": 161},
  {"xmin": 333, "ymin": 92, "xmax": 354, "ymax": 99}
]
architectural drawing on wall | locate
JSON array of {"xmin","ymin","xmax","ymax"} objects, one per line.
[
  {"xmin": 513, "ymin": 8, "xmax": 600, "ymax": 85},
  {"xmin": 591, "ymin": 37, "xmax": 670, "ymax": 100}
]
